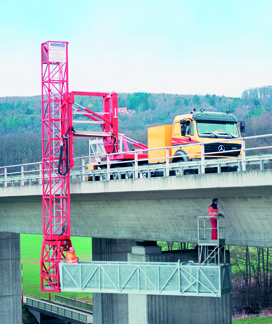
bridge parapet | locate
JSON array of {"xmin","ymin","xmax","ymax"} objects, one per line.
[{"xmin": 1, "ymin": 134, "xmax": 272, "ymax": 187}]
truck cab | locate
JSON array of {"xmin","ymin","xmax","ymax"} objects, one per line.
[{"xmin": 171, "ymin": 111, "xmax": 242, "ymax": 162}]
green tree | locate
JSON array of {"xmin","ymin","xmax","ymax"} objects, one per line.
[
  {"xmin": 127, "ymin": 93, "xmax": 151, "ymax": 113},
  {"xmin": 209, "ymin": 95, "xmax": 216, "ymax": 107},
  {"xmin": 253, "ymin": 98, "xmax": 260, "ymax": 109},
  {"xmin": 193, "ymin": 95, "xmax": 200, "ymax": 106},
  {"xmin": 175, "ymin": 98, "xmax": 181, "ymax": 107},
  {"xmin": 184, "ymin": 98, "xmax": 190, "ymax": 107},
  {"xmin": 25, "ymin": 107, "xmax": 34, "ymax": 115}
]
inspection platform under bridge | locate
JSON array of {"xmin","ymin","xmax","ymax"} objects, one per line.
[{"xmin": 59, "ymin": 261, "xmax": 231, "ymax": 297}]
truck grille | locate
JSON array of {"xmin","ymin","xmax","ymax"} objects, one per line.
[{"xmin": 204, "ymin": 143, "xmax": 241, "ymax": 157}]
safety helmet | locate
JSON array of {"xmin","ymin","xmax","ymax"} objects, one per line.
[{"xmin": 69, "ymin": 247, "xmax": 75, "ymax": 252}]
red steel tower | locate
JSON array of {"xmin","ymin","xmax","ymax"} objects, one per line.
[{"xmin": 41, "ymin": 41, "xmax": 72, "ymax": 292}]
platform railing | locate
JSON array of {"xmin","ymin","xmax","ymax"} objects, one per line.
[
  {"xmin": 198, "ymin": 216, "xmax": 227, "ymax": 265},
  {"xmin": 198, "ymin": 216, "xmax": 226, "ymax": 246},
  {"xmin": 0, "ymin": 134, "xmax": 271, "ymax": 187}
]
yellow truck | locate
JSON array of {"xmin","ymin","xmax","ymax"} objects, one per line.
[
  {"xmin": 148, "ymin": 111, "xmax": 244, "ymax": 164},
  {"xmin": 87, "ymin": 110, "xmax": 244, "ymax": 178}
]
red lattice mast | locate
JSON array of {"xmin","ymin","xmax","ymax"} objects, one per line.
[
  {"xmin": 40, "ymin": 41, "xmax": 147, "ymax": 292},
  {"xmin": 41, "ymin": 41, "xmax": 72, "ymax": 292}
]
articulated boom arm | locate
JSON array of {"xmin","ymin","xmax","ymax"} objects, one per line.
[
  {"xmin": 69, "ymin": 92, "xmax": 148, "ymax": 159},
  {"xmin": 69, "ymin": 91, "xmax": 119, "ymax": 154}
]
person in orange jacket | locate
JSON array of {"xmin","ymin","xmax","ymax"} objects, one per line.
[
  {"xmin": 208, "ymin": 198, "xmax": 224, "ymax": 240},
  {"xmin": 66, "ymin": 247, "xmax": 78, "ymax": 264}
]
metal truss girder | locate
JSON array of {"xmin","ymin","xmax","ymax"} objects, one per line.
[
  {"xmin": 41, "ymin": 41, "xmax": 72, "ymax": 291},
  {"xmin": 59, "ymin": 261, "xmax": 232, "ymax": 297}
]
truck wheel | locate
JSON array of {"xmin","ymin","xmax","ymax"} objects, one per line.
[
  {"xmin": 172, "ymin": 150, "xmax": 189, "ymax": 163},
  {"xmin": 171, "ymin": 150, "xmax": 192, "ymax": 175}
]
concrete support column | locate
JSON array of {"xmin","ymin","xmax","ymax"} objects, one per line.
[
  {"xmin": 92, "ymin": 238, "xmax": 136, "ymax": 324},
  {"xmin": 0, "ymin": 232, "xmax": 22, "ymax": 324},
  {"xmin": 128, "ymin": 243, "xmax": 232, "ymax": 324},
  {"xmin": 128, "ymin": 243, "xmax": 164, "ymax": 324}
]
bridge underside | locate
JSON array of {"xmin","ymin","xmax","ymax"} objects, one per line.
[{"xmin": 0, "ymin": 170, "xmax": 272, "ymax": 247}]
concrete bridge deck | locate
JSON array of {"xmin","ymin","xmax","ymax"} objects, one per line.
[{"xmin": 1, "ymin": 170, "xmax": 271, "ymax": 247}]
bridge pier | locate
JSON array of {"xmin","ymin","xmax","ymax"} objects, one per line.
[
  {"xmin": 0, "ymin": 232, "xmax": 22, "ymax": 324},
  {"xmin": 92, "ymin": 238, "xmax": 136, "ymax": 324}
]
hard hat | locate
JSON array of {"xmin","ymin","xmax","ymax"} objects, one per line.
[{"xmin": 69, "ymin": 247, "xmax": 75, "ymax": 252}]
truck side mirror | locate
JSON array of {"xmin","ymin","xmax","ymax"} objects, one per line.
[{"xmin": 239, "ymin": 121, "xmax": 245, "ymax": 135}]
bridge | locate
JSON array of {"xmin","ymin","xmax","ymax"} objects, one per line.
[
  {"xmin": 1, "ymin": 165, "xmax": 271, "ymax": 247},
  {"xmin": 0, "ymin": 134, "xmax": 271, "ymax": 324},
  {"xmin": 25, "ymin": 296, "xmax": 93, "ymax": 324}
]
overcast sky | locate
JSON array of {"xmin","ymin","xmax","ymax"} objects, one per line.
[{"xmin": 1, "ymin": 0, "xmax": 271, "ymax": 98}]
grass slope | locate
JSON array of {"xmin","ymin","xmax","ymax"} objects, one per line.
[
  {"xmin": 21, "ymin": 235, "xmax": 272, "ymax": 323},
  {"xmin": 233, "ymin": 317, "xmax": 272, "ymax": 323},
  {"xmin": 21, "ymin": 234, "xmax": 92, "ymax": 302}
]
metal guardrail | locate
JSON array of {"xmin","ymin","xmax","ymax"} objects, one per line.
[
  {"xmin": 0, "ymin": 134, "xmax": 271, "ymax": 187},
  {"xmin": 197, "ymin": 216, "xmax": 227, "ymax": 265},
  {"xmin": 55, "ymin": 295, "xmax": 93, "ymax": 312},
  {"xmin": 59, "ymin": 261, "xmax": 232, "ymax": 297},
  {"xmin": 0, "ymin": 161, "xmax": 42, "ymax": 187},
  {"xmin": 26, "ymin": 297, "xmax": 93, "ymax": 323},
  {"xmin": 198, "ymin": 216, "xmax": 226, "ymax": 246}
]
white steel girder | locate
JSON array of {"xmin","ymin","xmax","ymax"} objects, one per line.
[{"xmin": 59, "ymin": 261, "xmax": 231, "ymax": 297}]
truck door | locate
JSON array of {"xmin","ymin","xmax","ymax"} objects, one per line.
[
  {"xmin": 181, "ymin": 119, "xmax": 194, "ymax": 140},
  {"xmin": 172, "ymin": 119, "xmax": 195, "ymax": 160},
  {"xmin": 184, "ymin": 119, "xmax": 196, "ymax": 159}
]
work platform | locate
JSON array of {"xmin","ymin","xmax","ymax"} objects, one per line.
[
  {"xmin": 59, "ymin": 260, "xmax": 231, "ymax": 297},
  {"xmin": 59, "ymin": 217, "xmax": 231, "ymax": 298}
]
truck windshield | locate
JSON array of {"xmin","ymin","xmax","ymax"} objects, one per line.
[{"xmin": 196, "ymin": 121, "xmax": 239, "ymax": 138}]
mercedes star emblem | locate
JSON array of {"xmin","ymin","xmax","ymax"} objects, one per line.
[{"xmin": 218, "ymin": 145, "xmax": 225, "ymax": 152}]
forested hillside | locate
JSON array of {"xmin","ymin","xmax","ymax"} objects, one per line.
[{"xmin": 0, "ymin": 86, "xmax": 272, "ymax": 166}]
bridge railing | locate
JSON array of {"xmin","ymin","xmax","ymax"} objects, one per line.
[
  {"xmin": 0, "ymin": 134, "xmax": 271, "ymax": 186},
  {"xmin": 0, "ymin": 161, "xmax": 42, "ymax": 187},
  {"xmin": 25, "ymin": 297, "xmax": 93, "ymax": 323},
  {"xmin": 83, "ymin": 133, "xmax": 272, "ymax": 181},
  {"xmin": 55, "ymin": 295, "xmax": 93, "ymax": 312}
]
